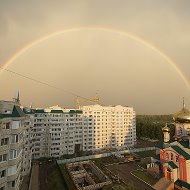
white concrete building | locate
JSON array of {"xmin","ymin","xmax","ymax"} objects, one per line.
[
  {"xmin": 82, "ymin": 105, "xmax": 136, "ymax": 150},
  {"xmin": 29, "ymin": 104, "xmax": 136, "ymax": 159},
  {"xmin": 26, "ymin": 106, "xmax": 84, "ymax": 158}
]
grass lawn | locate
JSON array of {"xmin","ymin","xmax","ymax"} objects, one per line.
[
  {"xmin": 136, "ymin": 150, "xmax": 156, "ymax": 158},
  {"xmin": 139, "ymin": 163, "xmax": 147, "ymax": 169},
  {"xmin": 59, "ymin": 164, "xmax": 76, "ymax": 190},
  {"xmin": 92, "ymin": 156, "xmax": 120, "ymax": 170},
  {"xmin": 48, "ymin": 164, "xmax": 68, "ymax": 190},
  {"xmin": 132, "ymin": 170, "xmax": 158, "ymax": 185}
]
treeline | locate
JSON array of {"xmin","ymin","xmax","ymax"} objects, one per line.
[{"xmin": 136, "ymin": 115, "xmax": 175, "ymax": 140}]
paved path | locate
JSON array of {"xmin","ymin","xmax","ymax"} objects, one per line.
[
  {"xmin": 39, "ymin": 162, "xmax": 49, "ymax": 190},
  {"xmin": 107, "ymin": 162, "xmax": 154, "ymax": 190},
  {"xmin": 31, "ymin": 164, "xmax": 39, "ymax": 190}
]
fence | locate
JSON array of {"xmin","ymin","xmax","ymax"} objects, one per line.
[{"xmin": 57, "ymin": 147, "xmax": 156, "ymax": 164}]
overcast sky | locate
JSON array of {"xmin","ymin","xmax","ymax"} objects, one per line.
[{"xmin": 0, "ymin": 0, "xmax": 190, "ymax": 114}]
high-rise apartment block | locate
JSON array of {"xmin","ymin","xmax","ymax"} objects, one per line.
[
  {"xmin": 82, "ymin": 105, "xmax": 136, "ymax": 150},
  {"xmin": 0, "ymin": 100, "xmax": 32, "ymax": 190},
  {"xmin": 25, "ymin": 106, "xmax": 84, "ymax": 158}
]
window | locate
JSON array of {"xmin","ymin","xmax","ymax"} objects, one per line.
[
  {"xmin": 0, "ymin": 170, "xmax": 6, "ymax": 178},
  {"xmin": 171, "ymin": 153, "xmax": 173, "ymax": 161},
  {"xmin": 11, "ymin": 135, "xmax": 18, "ymax": 144},
  {"xmin": 11, "ymin": 181, "xmax": 15, "ymax": 187},
  {"xmin": 5, "ymin": 123, "xmax": 10, "ymax": 129},
  {"xmin": 1, "ymin": 138, "xmax": 9, "ymax": 146},
  {"xmin": 166, "ymin": 153, "xmax": 169, "ymax": 160},
  {"xmin": 0, "ymin": 154, "xmax": 7, "ymax": 162},
  {"xmin": 179, "ymin": 127, "xmax": 183, "ymax": 135},
  {"xmin": 9, "ymin": 150, "xmax": 17, "ymax": 160}
]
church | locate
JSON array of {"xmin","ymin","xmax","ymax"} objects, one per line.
[{"xmin": 155, "ymin": 100, "xmax": 190, "ymax": 189}]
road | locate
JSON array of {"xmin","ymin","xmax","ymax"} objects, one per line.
[{"xmin": 107, "ymin": 162, "xmax": 154, "ymax": 190}]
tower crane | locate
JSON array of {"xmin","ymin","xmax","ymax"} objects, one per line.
[{"xmin": 75, "ymin": 95, "xmax": 100, "ymax": 109}]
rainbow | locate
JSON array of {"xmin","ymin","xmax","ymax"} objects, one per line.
[{"xmin": 0, "ymin": 26, "xmax": 189, "ymax": 90}]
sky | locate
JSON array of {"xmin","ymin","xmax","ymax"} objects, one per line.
[{"xmin": 0, "ymin": 0, "xmax": 190, "ymax": 114}]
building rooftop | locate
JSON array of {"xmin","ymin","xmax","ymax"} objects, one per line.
[
  {"xmin": 23, "ymin": 108, "xmax": 83, "ymax": 114},
  {"xmin": 50, "ymin": 110, "xmax": 63, "ymax": 113},
  {"xmin": 175, "ymin": 179, "xmax": 190, "ymax": 189},
  {"xmin": 0, "ymin": 105, "xmax": 25, "ymax": 118},
  {"xmin": 156, "ymin": 140, "xmax": 170, "ymax": 149},
  {"xmin": 168, "ymin": 161, "xmax": 178, "ymax": 169},
  {"xmin": 171, "ymin": 145, "xmax": 190, "ymax": 160},
  {"xmin": 179, "ymin": 140, "xmax": 190, "ymax": 149}
]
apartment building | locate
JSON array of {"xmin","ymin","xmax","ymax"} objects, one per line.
[
  {"xmin": 82, "ymin": 105, "xmax": 136, "ymax": 150},
  {"xmin": 24, "ymin": 106, "xmax": 84, "ymax": 159},
  {"xmin": 0, "ymin": 100, "xmax": 32, "ymax": 190},
  {"xmin": 29, "ymin": 104, "xmax": 136, "ymax": 159}
]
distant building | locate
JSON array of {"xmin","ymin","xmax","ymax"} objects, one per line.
[{"xmin": 154, "ymin": 101, "xmax": 190, "ymax": 190}]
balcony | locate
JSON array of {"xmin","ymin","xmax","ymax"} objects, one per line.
[
  {"xmin": 10, "ymin": 140, "xmax": 23, "ymax": 149},
  {"xmin": 0, "ymin": 145, "xmax": 9, "ymax": 152},
  {"xmin": 0, "ymin": 176, "xmax": 7, "ymax": 186},
  {"xmin": 7, "ymin": 164, "xmax": 21, "ymax": 182},
  {"xmin": 0, "ymin": 160, "xmax": 8, "ymax": 168},
  {"xmin": 0, "ymin": 129, "xmax": 11, "ymax": 136}
]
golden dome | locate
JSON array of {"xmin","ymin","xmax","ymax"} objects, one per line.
[
  {"xmin": 162, "ymin": 123, "xmax": 170, "ymax": 132},
  {"xmin": 173, "ymin": 103, "xmax": 190, "ymax": 123}
]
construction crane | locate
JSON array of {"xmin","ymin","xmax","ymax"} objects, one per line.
[{"xmin": 75, "ymin": 95, "xmax": 100, "ymax": 109}]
